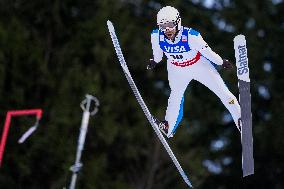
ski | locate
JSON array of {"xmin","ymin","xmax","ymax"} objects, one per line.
[
  {"xmin": 234, "ymin": 35, "xmax": 254, "ymax": 177},
  {"xmin": 107, "ymin": 20, "xmax": 193, "ymax": 188}
]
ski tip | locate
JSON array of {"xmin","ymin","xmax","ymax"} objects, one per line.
[
  {"xmin": 107, "ymin": 20, "xmax": 114, "ymax": 29},
  {"xmin": 233, "ymin": 34, "xmax": 246, "ymax": 42}
]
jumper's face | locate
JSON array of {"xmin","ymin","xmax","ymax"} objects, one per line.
[
  {"xmin": 164, "ymin": 28, "xmax": 176, "ymax": 40},
  {"xmin": 159, "ymin": 22, "xmax": 177, "ymax": 40}
]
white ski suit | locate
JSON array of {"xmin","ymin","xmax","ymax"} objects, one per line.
[{"xmin": 151, "ymin": 26, "xmax": 241, "ymax": 137}]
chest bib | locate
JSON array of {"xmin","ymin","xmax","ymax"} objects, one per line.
[{"xmin": 159, "ymin": 27, "xmax": 200, "ymax": 67}]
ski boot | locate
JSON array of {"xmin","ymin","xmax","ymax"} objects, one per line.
[
  {"xmin": 237, "ymin": 118, "xmax": 242, "ymax": 133},
  {"xmin": 152, "ymin": 117, "xmax": 174, "ymax": 138}
]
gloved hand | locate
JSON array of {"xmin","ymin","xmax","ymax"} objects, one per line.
[
  {"xmin": 222, "ymin": 59, "xmax": 234, "ymax": 69},
  {"xmin": 147, "ymin": 59, "xmax": 157, "ymax": 70}
]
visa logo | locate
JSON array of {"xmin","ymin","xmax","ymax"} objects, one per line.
[{"xmin": 164, "ymin": 46, "xmax": 187, "ymax": 53}]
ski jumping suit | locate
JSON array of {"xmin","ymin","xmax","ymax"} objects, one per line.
[{"xmin": 151, "ymin": 26, "xmax": 241, "ymax": 137}]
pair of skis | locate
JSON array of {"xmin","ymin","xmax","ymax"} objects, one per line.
[{"xmin": 107, "ymin": 20, "xmax": 254, "ymax": 187}]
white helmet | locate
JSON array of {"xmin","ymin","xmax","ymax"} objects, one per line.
[{"xmin": 157, "ymin": 6, "xmax": 181, "ymax": 31}]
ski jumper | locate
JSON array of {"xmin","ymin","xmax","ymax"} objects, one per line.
[{"xmin": 151, "ymin": 26, "xmax": 241, "ymax": 137}]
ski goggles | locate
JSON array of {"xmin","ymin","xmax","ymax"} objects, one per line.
[{"xmin": 159, "ymin": 22, "xmax": 177, "ymax": 32}]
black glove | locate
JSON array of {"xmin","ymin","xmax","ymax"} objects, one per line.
[
  {"xmin": 147, "ymin": 59, "xmax": 157, "ymax": 70},
  {"xmin": 222, "ymin": 59, "xmax": 234, "ymax": 69}
]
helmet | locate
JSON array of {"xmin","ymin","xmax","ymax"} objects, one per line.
[{"xmin": 157, "ymin": 6, "xmax": 181, "ymax": 31}]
